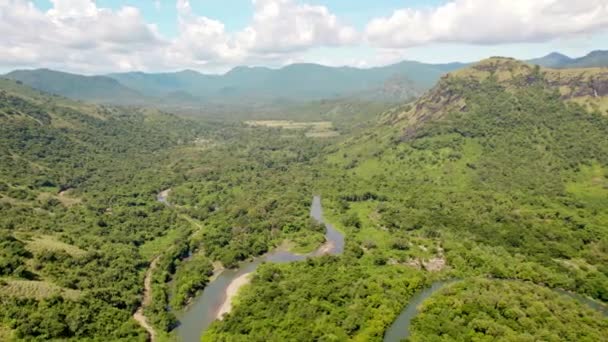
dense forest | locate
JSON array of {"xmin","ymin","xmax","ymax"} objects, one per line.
[
  {"xmin": 0, "ymin": 79, "xmax": 209, "ymax": 340},
  {"xmin": 206, "ymin": 60, "xmax": 608, "ymax": 340},
  {"xmin": 2, "ymin": 58, "xmax": 608, "ymax": 342},
  {"xmin": 409, "ymin": 278, "xmax": 608, "ymax": 341},
  {"xmin": 0, "ymin": 78, "xmax": 333, "ymax": 340}
]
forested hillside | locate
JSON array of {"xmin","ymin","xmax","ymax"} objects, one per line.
[
  {"xmin": 0, "ymin": 78, "xmax": 212, "ymax": 340},
  {"xmin": 4, "ymin": 70, "xmax": 147, "ymax": 104},
  {"xmin": 206, "ymin": 59, "xmax": 608, "ymax": 341},
  {"xmin": 0, "ymin": 79, "xmax": 335, "ymax": 340}
]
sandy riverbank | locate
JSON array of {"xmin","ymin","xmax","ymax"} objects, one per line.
[
  {"xmin": 314, "ymin": 240, "xmax": 335, "ymax": 256},
  {"xmin": 215, "ymin": 272, "xmax": 252, "ymax": 320}
]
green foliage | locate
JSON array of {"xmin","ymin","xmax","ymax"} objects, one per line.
[
  {"xmin": 0, "ymin": 295, "xmax": 144, "ymax": 341},
  {"xmin": 169, "ymin": 127, "xmax": 329, "ymax": 267},
  {"xmin": 409, "ymin": 279, "xmax": 608, "ymax": 341},
  {"xmin": 0, "ymin": 232, "xmax": 32, "ymax": 278},
  {"xmin": 170, "ymin": 254, "xmax": 214, "ymax": 309},
  {"xmin": 204, "ymin": 257, "xmax": 428, "ymax": 341},
  {"xmin": 0, "ymin": 80, "xmax": 208, "ymax": 340},
  {"xmin": 341, "ymin": 212, "xmax": 361, "ymax": 229}
]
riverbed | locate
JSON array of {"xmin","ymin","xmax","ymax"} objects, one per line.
[{"xmin": 176, "ymin": 195, "xmax": 344, "ymax": 342}]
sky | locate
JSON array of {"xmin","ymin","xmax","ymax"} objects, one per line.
[{"xmin": 0, "ymin": 0, "xmax": 607, "ymax": 74}]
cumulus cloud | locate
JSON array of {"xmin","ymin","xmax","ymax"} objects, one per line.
[
  {"xmin": 170, "ymin": 0, "xmax": 357, "ymax": 67},
  {"xmin": 0, "ymin": 0, "xmax": 165, "ymax": 72},
  {"xmin": 0, "ymin": 0, "xmax": 358, "ymax": 72},
  {"xmin": 365, "ymin": 0, "xmax": 608, "ymax": 48},
  {"xmin": 1, "ymin": 0, "xmax": 607, "ymax": 73},
  {"xmin": 243, "ymin": 0, "xmax": 358, "ymax": 53},
  {"xmin": 171, "ymin": 0, "xmax": 245, "ymax": 66}
]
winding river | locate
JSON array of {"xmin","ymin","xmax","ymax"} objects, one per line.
[
  {"xmin": 160, "ymin": 190, "xmax": 607, "ymax": 342},
  {"xmin": 383, "ymin": 280, "xmax": 456, "ymax": 342},
  {"xmin": 176, "ymin": 195, "xmax": 344, "ymax": 342}
]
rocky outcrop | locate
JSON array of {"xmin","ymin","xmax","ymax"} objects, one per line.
[{"xmin": 385, "ymin": 58, "xmax": 608, "ymax": 139}]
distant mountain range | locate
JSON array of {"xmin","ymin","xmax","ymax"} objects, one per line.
[
  {"xmin": 3, "ymin": 50, "xmax": 606, "ymax": 108},
  {"xmin": 3, "ymin": 61, "xmax": 467, "ymax": 106},
  {"xmin": 527, "ymin": 50, "xmax": 608, "ymax": 69},
  {"xmin": 109, "ymin": 61, "xmax": 465, "ymax": 103}
]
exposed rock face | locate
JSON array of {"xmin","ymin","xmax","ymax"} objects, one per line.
[
  {"xmin": 545, "ymin": 70, "xmax": 608, "ymax": 99},
  {"xmin": 592, "ymin": 78, "xmax": 608, "ymax": 97},
  {"xmin": 386, "ymin": 58, "xmax": 608, "ymax": 139}
]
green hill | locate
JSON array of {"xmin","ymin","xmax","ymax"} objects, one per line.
[
  {"xmin": 387, "ymin": 57, "xmax": 608, "ymax": 134},
  {"xmin": 0, "ymin": 79, "xmax": 207, "ymax": 340},
  {"xmin": 4, "ymin": 69, "xmax": 146, "ymax": 104}
]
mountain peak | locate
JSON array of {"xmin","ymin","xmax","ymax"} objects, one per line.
[
  {"xmin": 585, "ymin": 50, "xmax": 608, "ymax": 57},
  {"xmin": 448, "ymin": 57, "xmax": 534, "ymax": 82},
  {"xmin": 545, "ymin": 52, "xmax": 570, "ymax": 59}
]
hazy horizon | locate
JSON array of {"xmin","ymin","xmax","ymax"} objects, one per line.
[
  {"xmin": 2, "ymin": 0, "xmax": 607, "ymax": 74},
  {"xmin": 2, "ymin": 49, "xmax": 605, "ymax": 77}
]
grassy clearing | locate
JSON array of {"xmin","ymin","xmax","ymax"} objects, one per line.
[
  {"xmin": 0, "ymin": 325, "xmax": 13, "ymax": 341},
  {"xmin": 23, "ymin": 234, "xmax": 86, "ymax": 257},
  {"xmin": 0, "ymin": 279, "xmax": 81, "ymax": 300},
  {"xmin": 245, "ymin": 120, "xmax": 332, "ymax": 129},
  {"xmin": 284, "ymin": 230, "xmax": 325, "ymax": 254},
  {"xmin": 245, "ymin": 120, "xmax": 340, "ymax": 138},
  {"xmin": 139, "ymin": 228, "xmax": 186, "ymax": 260},
  {"xmin": 323, "ymin": 197, "xmax": 443, "ymax": 269},
  {"xmin": 567, "ymin": 163, "xmax": 608, "ymax": 212}
]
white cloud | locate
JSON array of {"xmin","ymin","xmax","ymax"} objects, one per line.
[
  {"xmin": 243, "ymin": 0, "xmax": 358, "ymax": 53},
  {"xmin": 170, "ymin": 0, "xmax": 246, "ymax": 66},
  {"xmin": 1, "ymin": 0, "xmax": 607, "ymax": 73},
  {"xmin": 365, "ymin": 0, "xmax": 608, "ymax": 48},
  {"xmin": 169, "ymin": 0, "xmax": 357, "ymax": 68},
  {"xmin": 0, "ymin": 0, "xmax": 358, "ymax": 72},
  {"xmin": 0, "ymin": 0, "xmax": 166, "ymax": 73}
]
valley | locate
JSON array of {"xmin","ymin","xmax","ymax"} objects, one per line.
[{"xmin": 1, "ymin": 56, "xmax": 608, "ymax": 342}]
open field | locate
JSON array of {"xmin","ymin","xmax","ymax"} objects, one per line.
[
  {"xmin": 245, "ymin": 120, "xmax": 340, "ymax": 138},
  {"xmin": 245, "ymin": 120, "xmax": 332, "ymax": 129},
  {"xmin": 139, "ymin": 228, "xmax": 187, "ymax": 260},
  {"xmin": 305, "ymin": 131, "xmax": 340, "ymax": 138},
  {"xmin": 22, "ymin": 234, "xmax": 87, "ymax": 257},
  {"xmin": 0, "ymin": 279, "xmax": 81, "ymax": 300}
]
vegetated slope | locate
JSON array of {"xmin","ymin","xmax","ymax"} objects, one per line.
[
  {"xmin": 0, "ymin": 78, "xmax": 339, "ymax": 340},
  {"xmin": 387, "ymin": 57, "xmax": 608, "ymax": 136},
  {"xmin": 4, "ymin": 69, "xmax": 146, "ymax": 104},
  {"xmin": 528, "ymin": 50, "xmax": 608, "ymax": 69},
  {"xmin": 206, "ymin": 58, "xmax": 608, "ymax": 341},
  {"xmin": 0, "ymin": 79, "xmax": 205, "ymax": 340},
  {"xmin": 409, "ymin": 278, "xmax": 608, "ymax": 341}
]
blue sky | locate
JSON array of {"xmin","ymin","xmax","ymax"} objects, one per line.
[
  {"xmin": 5, "ymin": 0, "xmax": 608, "ymax": 73},
  {"xmin": 31, "ymin": 0, "xmax": 444, "ymax": 35}
]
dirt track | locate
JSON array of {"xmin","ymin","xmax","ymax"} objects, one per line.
[{"xmin": 133, "ymin": 256, "xmax": 159, "ymax": 342}]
